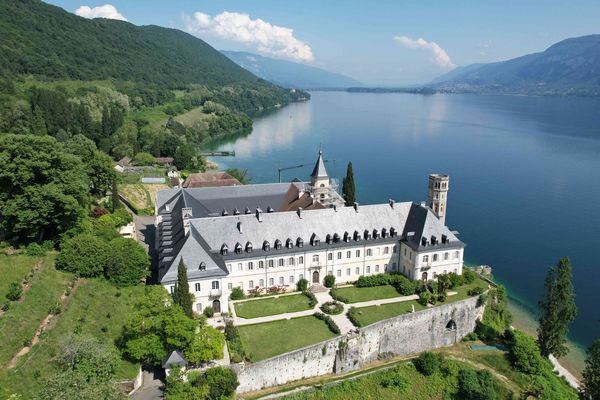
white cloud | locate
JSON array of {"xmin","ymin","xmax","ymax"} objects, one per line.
[
  {"xmin": 75, "ymin": 4, "xmax": 127, "ymax": 21},
  {"xmin": 394, "ymin": 36, "xmax": 455, "ymax": 69},
  {"xmin": 183, "ymin": 11, "xmax": 314, "ymax": 63}
]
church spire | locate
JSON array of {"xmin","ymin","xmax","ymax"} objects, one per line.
[{"xmin": 310, "ymin": 145, "xmax": 328, "ymax": 180}]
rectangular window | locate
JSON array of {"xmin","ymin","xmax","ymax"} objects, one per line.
[
  {"xmin": 433, "ymin": 254, "xmax": 438, "ymax": 262},
  {"xmin": 248, "ymin": 261, "xmax": 254, "ymax": 270},
  {"xmin": 433, "ymin": 272, "xmax": 437, "ymax": 279},
  {"xmin": 384, "ymin": 263, "xmax": 388, "ymax": 271},
  {"xmin": 268, "ymin": 259, "xmax": 274, "ymax": 268},
  {"xmin": 346, "ymin": 268, "xmax": 350, "ymax": 276},
  {"xmin": 195, "ymin": 283, "xmax": 200, "ymax": 292},
  {"xmin": 366, "ymin": 249, "xmax": 372, "ymax": 257},
  {"xmin": 227, "ymin": 263, "xmax": 232, "ymax": 271},
  {"xmin": 299, "ymin": 256, "xmax": 304, "ymax": 264},
  {"xmin": 375, "ymin": 265, "xmax": 380, "ymax": 273},
  {"xmin": 383, "ymin": 247, "xmax": 389, "ymax": 254},
  {"xmin": 404, "ymin": 248, "xmax": 407, "ymax": 256},
  {"xmin": 346, "ymin": 251, "xmax": 351, "ymax": 259},
  {"xmin": 376, "ymin": 248, "xmax": 381, "ymax": 256},
  {"xmin": 393, "ymin": 245, "xmax": 398, "ymax": 253},
  {"xmin": 289, "ymin": 275, "xmax": 294, "ymax": 284},
  {"xmin": 366, "ymin": 266, "xmax": 371, "ymax": 273},
  {"xmin": 196, "ymin": 303, "xmax": 202, "ymax": 312},
  {"xmin": 356, "ymin": 250, "xmax": 360, "ymax": 257},
  {"xmin": 312, "ymin": 255, "xmax": 319, "ymax": 262},
  {"xmin": 454, "ymin": 251, "xmax": 459, "ymax": 259},
  {"xmin": 259, "ymin": 261, "xmax": 264, "ymax": 268},
  {"xmin": 279, "ymin": 277, "xmax": 284, "ymax": 285},
  {"xmin": 328, "ymin": 270, "xmax": 333, "ymax": 275},
  {"xmin": 289, "ymin": 257, "xmax": 295, "ymax": 266},
  {"xmin": 259, "ymin": 279, "xmax": 264, "ymax": 287},
  {"xmin": 337, "ymin": 252, "xmax": 342, "ymax": 260},
  {"xmin": 269, "ymin": 278, "xmax": 274, "ymax": 286},
  {"xmin": 170, "ymin": 285, "xmax": 174, "ymax": 294},
  {"xmin": 212, "ymin": 281, "xmax": 219, "ymax": 290},
  {"xmin": 227, "ymin": 283, "xmax": 232, "ymax": 290},
  {"xmin": 278, "ymin": 258, "xmax": 285, "ymax": 267},
  {"xmin": 328, "ymin": 253, "xmax": 333, "ymax": 261},
  {"xmin": 336, "ymin": 270, "xmax": 341, "ymax": 277},
  {"xmin": 237, "ymin": 263, "xmax": 242, "ymax": 271},
  {"xmin": 248, "ymin": 280, "xmax": 254, "ymax": 289},
  {"xmin": 393, "ymin": 262, "xmax": 397, "ymax": 270},
  {"xmin": 423, "ymin": 255, "xmax": 429, "ymax": 263},
  {"xmin": 355, "ymin": 267, "xmax": 360, "ymax": 274},
  {"xmin": 444, "ymin": 252, "xmax": 449, "ymax": 261},
  {"xmin": 299, "ymin": 273, "xmax": 304, "ymax": 280}
]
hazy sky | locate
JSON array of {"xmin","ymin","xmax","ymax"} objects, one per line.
[{"xmin": 47, "ymin": 0, "xmax": 600, "ymax": 85}]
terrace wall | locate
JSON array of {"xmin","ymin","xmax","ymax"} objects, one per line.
[{"xmin": 232, "ymin": 295, "xmax": 484, "ymax": 393}]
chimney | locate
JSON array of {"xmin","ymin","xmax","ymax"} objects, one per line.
[
  {"xmin": 420, "ymin": 201, "xmax": 427, "ymax": 208},
  {"xmin": 237, "ymin": 222, "xmax": 243, "ymax": 233},
  {"xmin": 256, "ymin": 208, "xmax": 263, "ymax": 222},
  {"xmin": 353, "ymin": 202, "xmax": 359, "ymax": 212},
  {"xmin": 333, "ymin": 205, "xmax": 337, "ymax": 212},
  {"xmin": 297, "ymin": 207, "xmax": 303, "ymax": 219},
  {"xmin": 389, "ymin": 199, "xmax": 395, "ymax": 208}
]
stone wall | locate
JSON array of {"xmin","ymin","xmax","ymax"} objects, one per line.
[{"xmin": 233, "ymin": 295, "xmax": 484, "ymax": 393}]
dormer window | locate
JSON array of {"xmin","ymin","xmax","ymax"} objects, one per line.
[
  {"xmin": 311, "ymin": 233, "xmax": 320, "ymax": 246},
  {"xmin": 233, "ymin": 208, "xmax": 240, "ymax": 216},
  {"xmin": 267, "ymin": 206, "xmax": 275, "ymax": 213},
  {"xmin": 390, "ymin": 227, "xmax": 396, "ymax": 237},
  {"xmin": 326, "ymin": 234, "xmax": 332, "ymax": 244},
  {"xmin": 286, "ymin": 238, "xmax": 293, "ymax": 249},
  {"xmin": 220, "ymin": 244, "xmax": 229, "ymax": 256},
  {"xmin": 263, "ymin": 241, "xmax": 271, "ymax": 251},
  {"xmin": 245, "ymin": 207, "xmax": 252, "ymax": 214},
  {"xmin": 234, "ymin": 243, "xmax": 242, "ymax": 254},
  {"xmin": 364, "ymin": 230, "xmax": 371, "ymax": 240},
  {"xmin": 373, "ymin": 229, "xmax": 379, "ymax": 239},
  {"xmin": 333, "ymin": 233, "xmax": 340, "ymax": 243},
  {"xmin": 274, "ymin": 239, "xmax": 282, "ymax": 250},
  {"xmin": 246, "ymin": 241, "xmax": 253, "ymax": 253},
  {"xmin": 354, "ymin": 230, "xmax": 361, "ymax": 241},
  {"xmin": 221, "ymin": 209, "xmax": 228, "ymax": 216},
  {"xmin": 343, "ymin": 232, "xmax": 350, "ymax": 242},
  {"xmin": 199, "ymin": 262, "xmax": 206, "ymax": 271},
  {"xmin": 297, "ymin": 237, "xmax": 304, "ymax": 247}
]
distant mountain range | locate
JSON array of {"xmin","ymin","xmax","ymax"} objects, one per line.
[
  {"xmin": 431, "ymin": 35, "xmax": 600, "ymax": 96},
  {"xmin": 223, "ymin": 51, "xmax": 362, "ymax": 89}
]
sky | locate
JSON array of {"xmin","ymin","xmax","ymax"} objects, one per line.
[{"xmin": 47, "ymin": 0, "xmax": 600, "ymax": 85}]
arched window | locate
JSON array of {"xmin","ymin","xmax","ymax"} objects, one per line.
[
  {"xmin": 286, "ymin": 238, "xmax": 293, "ymax": 249},
  {"xmin": 343, "ymin": 232, "xmax": 350, "ymax": 242},
  {"xmin": 297, "ymin": 237, "xmax": 304, "ymax": 247},
  {"xmin": 354, "ymin": 230, "xmax": 361, "ymax": 241},
  {"xmin": 445, "ymin": 320, "xmax": 457, "ymax": 331},
  {"xmin": 333, "ymin": 233, "xmax": 340, "ymax": 243},
  {"xmin": 312, "ymin": 254, "xmax": 319, "ymax": 262}
]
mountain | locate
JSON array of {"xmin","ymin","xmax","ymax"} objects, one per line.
[
  {"xmin": 0, "ymin": 0, "xmax": 268, "ymax": 88},
  {"xmin": 432, "ymin": 35, "xmax": 600, "ymax": 96},
  {"xmin": 223, "ymin": 51, "xmax": 362, "ymax": 89}
]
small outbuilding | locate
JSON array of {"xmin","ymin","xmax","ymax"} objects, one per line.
[{"xmin": 162, "ymin": 350, "xmax": 188, "ymax": 376}]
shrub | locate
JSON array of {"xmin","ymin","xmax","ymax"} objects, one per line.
[
  {"xmin": 104, "ymin": 237, "xmax": 150, "ymax": 287},
  {"xmin": 91, "ymin": 207, "xmax": 108, "ymax": 219},
  {"xmin": 203, "ymin": 306, "xmax": 214, "ymax": 318},
  {"xmin": 324, "ymin": 274, "xmax": 336, "ymax": 288},
  {"xmin": 418, "ymin": 291, "xmax": 431, "ymax": 306},
  {"xmin": 133, "ymin": 152, "xmax": 155, "ymax": 166},
  {"xmin": 296, "ymin": 278, "xmax": 308, "ymax": 292},
  {"xmin": 193, "ymin": 367, "xmax": 239, "ymax": 400},
  {"xmin": 330, "ymin": 289, "xmax": 350, "ymax": 303},
  {"xmin": 379, "ymin": 367, "xmax": 409, "ymax": 392},
  {"xmin": 6, "ymin": 282, "xmax": 23, "ymax": 301},
  {"xmin": 320, "ymin": 301, "xmax": 344, "ymax": 315},
  {"xmin": 230, "ymin": 287, "xmax": 245, "ymax": 300},
  {"xmin": 303, "ymin": 291, "xmax": 318, "ymax": 307},
  {"xmin": 1, "ymin": 302, "xmax": 10, "ymax": 311},
  {"xmin": 314, "ymin": 312, "xmax": 341, "ymax": 334},
  {"xmin": 347, "ymin": 307, "xmax": 362, "ymax": 327},
  {"xmin": 468, "ymin": 286, "xmax": 485, "ymax": 296},
  {"xmin": 448, "ymin": 272, "xmax": 464, "ymax": 288},
  {"xmin": 507, "ymin": 330, "xmax": 543, "ymax": 375},
  {"xmin": 457, "ymin": 369, "xmax": 502, "ymax": 400},
  {"xmin": 25, "ymin": 242, "xmax": 45, "ymax": 256},
  {"xmin": 109, "ymin": 208, "xmax": 133, "ymax": 228},
  {"xmin": 392, "ymin": 275, "xmax": 416, "ymax": 296},
  {"xmin": 356, "ymin": 273, "xmax": 393, "ymax": 287},
  {"xmin": 463, "ymin": 270, "xmax": 476, "ymax": 284},
  {"xmin": 48, "ymin": 302, "xmax": 62, "ymax": 315},
  {"xmin": 413, "ymin": 352, "xmax": 444, "ymax": 376},
  {"xmin": 56, "ymin": 234, "xmax": 109, "ymax": 277},
  {"xmin": 462, "ymin": 332, "xmax": 479, "ymax": 341}
]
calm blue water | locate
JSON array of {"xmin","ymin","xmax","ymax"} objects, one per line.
[{"xmin": 211, "ymin": 91, "xmax": 600, "ymax": 348}]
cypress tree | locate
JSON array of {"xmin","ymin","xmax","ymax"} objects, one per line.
[
  {"xmin": 173, "ymin": 258, "xmax": 194, "ymax": 318},
  {"xmin": 342, "ymin": 161, "xmax": 356, "ymax": 207},
  {"xmin": 582, "ymin": 338, "xmax": 600, "ymax": 400},
  {"xmin": 537, "ymin": 257, "xmax": 577, "ymax": 358}
]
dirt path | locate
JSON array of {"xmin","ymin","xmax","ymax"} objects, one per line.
[{"xmin": 5, "ymin": 278, "xmax": 82, "ymax": 369}]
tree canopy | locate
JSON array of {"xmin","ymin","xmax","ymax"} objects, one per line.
[
  {"xmin": 582, "ymin": 338, "xmax": 600, "ymax": 400},
  {"xmin": 342, "ymin": 161, "xmax": 356, "ymax": 206}
]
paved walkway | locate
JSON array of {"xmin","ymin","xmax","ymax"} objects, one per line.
[{"xmin": 232, "ymin": 290, "xmax": 421, "ymax": 333}]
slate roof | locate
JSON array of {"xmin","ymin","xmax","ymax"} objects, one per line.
[
  {"xmin": 310, "ymin": 149, "xmax": 328, "ymax": 179},
  {"xmin": 162, "ymin": 350, "xmax": 188, "ymax": 368}
]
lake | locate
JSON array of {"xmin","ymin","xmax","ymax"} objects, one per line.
[{"xmin": 210, "ymin": 91, "xmax": 600, "ymax": 362}]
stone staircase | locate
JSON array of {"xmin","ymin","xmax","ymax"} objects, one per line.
[{"xmin": 309, "ymin": 283, "xmax": 329, "ymax": 293}]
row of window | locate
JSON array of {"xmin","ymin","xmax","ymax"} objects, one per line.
[{"xmin": 422, "ymin": 250, "xmax": 460, "ymax": 264}]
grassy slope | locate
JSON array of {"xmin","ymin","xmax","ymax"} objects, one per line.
[
  {"xmin": 238, "ymin": 316, "xmax": 337, "ymax": 362},
  {"xmin": 0, "ymin": 255, "xmax": 72, "ymax": 366},
  {"xmin": 0, "ymin": 278, "xmax": 146, "ymax": 399},
  {"xmin": 0, "ymin": 254, "xmax": 36, "ymax": 296},
  {"xmin": 234, "ymin": 294, "xmax": 313, "ymax": 319}
]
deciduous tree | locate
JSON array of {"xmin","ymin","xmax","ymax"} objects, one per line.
[
  {"xmin": 105, "ymin": 237, "xmax": 150, "ymax": 287},
  {"xmin": 582, "ymin": 338, "xmax": 600, "ymax": 400},
  {"xmin": 55, "ymin": 234, "xmax": 109, "ymax": 277}
]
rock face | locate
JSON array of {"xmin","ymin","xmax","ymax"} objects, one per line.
[{"xmin": 233, "ymin": 295, "xmax": 485, "ymax": 393}]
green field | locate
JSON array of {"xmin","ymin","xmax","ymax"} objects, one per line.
[
  {"xmin": 0, "ymin": 254, "xmax": 145, "ymax": 399},
  {"xmin": 238, "ymin": 316, "xmax": 337, "ymax": 362},
  {"xmin": 0, "ymin": 254, "xmax": 37, "ymax": 297},
  {"xmin": 174, "ymin": 106, "xmax": 211, "ymax": 126},
  {"xmin": 234, "ymin": 294, "xmax": 314, "ymax": 319},
  {"xmin": 332, "ymin": 284, "xmax": 403, "ymax": 303}
]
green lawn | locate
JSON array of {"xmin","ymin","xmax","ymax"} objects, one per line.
[
  {"xmin": 350, "ymin": 277, "xmax": 490, "ymax": 327},
  {"xmin": 332, "ymin": 285, "xmax": 402, "ymax": 303},
  {"xmin": 0, "ymin": 277, "xmax": 146, "ymax": 399},
  {"xmin": 174, "ymin": 106, "xmax": 211, "ymax": 126},
  {"xmin": 238, "ymin": 316, "xmax": 337, "ymax": 362},
  {"xmin": 0, "ymin": 255, "xmax": 72, "ymax": 367},
  {"xmin": 235, "ymin": 294, "xmax": 313, "ymax": 319},
  {"xmin": 0, "ymin": 254, "xmax": 37, "ymax": 298}
]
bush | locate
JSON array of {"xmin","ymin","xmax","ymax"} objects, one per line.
[
  {"xmin": 324, "ymin": 274, "xmax": 336, "ymax": 288},
  {"xmin": 330, "ymin": 289, "xmax": 349, "ymax": 303},
  {"xmin": 48, "ymin": 302, "xmax": 62, "ymax": 315},
  {"xmin": 109, "ymin": 208, "xmax": 133, "ymax": 228},
  {"xmin": 104, "ymin": 237, "xmax": 150, "ymax": 287},
  {"xmin": 392, "ymin": 275, "xmax": 416, "ymax": 296},
  {"xmin": 193, "ymin": 367, "xmax": 239, "ymax": 400},
  {"xmin": 448, "ymin": 272, "xmax": 464, "ymax": 288},
  {"xmin": 203, "ymin": 306, "xmax": 214, "ymax": 318},
  {"xmin": 379, "ymin": 367, "xmax": 409, "ymax": 392},
  {"xmin": 302, "ymin": 291, "xmax": 318, "ymax": 307},
  {"xmin": 418, "ymin": 291, "xmax": 431, "ymax": 306},
  {"xmin": 133, "ymin": 152, "xmax": 155, "ymax": 166},
  {"xmin": 457, "ymin": 369, "xmax": 502, "ymax": 400},
  {"xmin": 413, "ymin": 352, "xmax": 444, "ymax": 376},
  {"xmin": 1, "ymin": 302, "xmax": 10, "ymax": 311},
  {"xmin": 25, "ymin": 242, "xmax": 45, "ymax": 256},
  {"xmin": 296, "ymin": 278, "xmax": 308, "ymax": 292},
  {"xmin": 356, "ymin": 273, "xmax": 392, "ymax": 287},
  {"xmin": 56, "ymin": 234, "xmax": 109, "ymax": 277},
  {"xmin": 347, "ymin": 307, "xmax": 362, "ymax": 327},
  {"xmin": 314, "ymin": 312, "xmax": 341, "ymax": 334},
  {"xmin": 463, "ymin": 270, "xmax": 476, "ymax": 284},
  {"xmin": 467, "ymin": 286, "xmax": 484, "ymax": 296},
  {"xmin": 320, "ymin": 301, "xmax": 344, "ymax": 315},
  {"xmin": 230, "ymin": 287, "xmax": 245, "ymax": 300},
  {"xmin": 507, "ymin": 330, "xmax": 543, "ymax": 375},
  {"xmin": 6, "ymin": 282, "xmax": 23, "ymax": 301}
]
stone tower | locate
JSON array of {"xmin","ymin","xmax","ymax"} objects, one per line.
[
  {"xmin": 428, "ymin": 173, "xmax": 449, "ymax": 225},
  {"xmin": 310, "ymin": 147, "xmax": 331, "ymax": 202}
]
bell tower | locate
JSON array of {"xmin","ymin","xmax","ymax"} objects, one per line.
[{"xmin": 428, "ymin": 173, "xmax": 449, "ymax": 225}]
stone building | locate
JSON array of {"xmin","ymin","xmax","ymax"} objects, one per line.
[{"xmin": 156, "ymin": 149, "xmax": 464, "ymax": 315}]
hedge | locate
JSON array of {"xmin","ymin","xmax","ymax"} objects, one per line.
[{"xmin": 314, "ymin": 312, "xmax": 340, "ymax": 334}]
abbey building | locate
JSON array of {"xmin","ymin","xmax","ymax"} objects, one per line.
[{"xmin": 156, "ymin": 149, "xmax": 464, "ymax": 314}]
